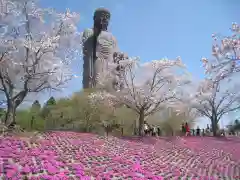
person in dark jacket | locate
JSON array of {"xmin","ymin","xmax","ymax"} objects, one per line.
[
  {"xmin": 196, "ymin": 126, "xmax": 200, "ymax": 136},
  {"xmin": 181, "ymin": 123, "xmax": 186, "ymax": 135},
  {"xmin": 157, "ymin": 127, "xmax": 161, "ymax": 136}
]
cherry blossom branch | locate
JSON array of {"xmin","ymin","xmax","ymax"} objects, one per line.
[{"xmin": 0, "ymin": 0, "xmax": 80, "ymax": 115}]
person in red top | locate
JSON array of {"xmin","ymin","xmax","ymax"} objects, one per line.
[{"xmin": 185, "ymin": 122, "xmax": 190, "ymax": 136}]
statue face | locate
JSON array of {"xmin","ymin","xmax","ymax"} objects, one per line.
[{"xmin": 94, "ymin": 9, "xmax": 110, "ymax": 31}]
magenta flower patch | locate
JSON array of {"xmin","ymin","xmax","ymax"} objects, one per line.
[{"xmin": 0, "ymin": 133, "xmax": 239, "ymax": 179}]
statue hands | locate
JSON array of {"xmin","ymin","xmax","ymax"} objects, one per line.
[{"xmin": 113, "ymin": 52, "xmax": 128, "ymax": 63}]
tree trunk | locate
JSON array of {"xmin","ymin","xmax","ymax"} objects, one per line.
[
  {"xmin": 4, "ymin": 90, "xmax": 27, "ymax": 126},
  {"xmin": 138, "ymin": 110, "xmax": 145, "ymax": 136},
  {"xmin": 211, "ymin": 116, "xmax": 218, "ymax": 136},
  {"xmin": 4, "ymin": 101, "xmax": 16, "ymax": 126},
  {"xmin": 31, "ymin": 116, "xmax": 34, "ymax": 129},
  {"xmin": 85, "ymin": 118, "xmax": 90, "ymax": 132}
]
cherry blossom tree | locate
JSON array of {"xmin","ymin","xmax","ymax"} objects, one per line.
[
  {"xmin": 89, "ymin": 57, "xmax": 191, "ymax": 136},
  {"xmin": 202, "ymin": 23, "xmax": 240, "ymax": 80},
  {"xmin": 0, "ymin": 0, "xmax": 81, "ymax": 125},
  {"xmin": 186, "ymin": 23, "xmax": 240, "ymax": 136},
  {"xmin": 187, "ymin": 66, "xmax": 240, "ymax": 136}
]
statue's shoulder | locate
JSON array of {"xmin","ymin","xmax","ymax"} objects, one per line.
[
  {"xmin": 83, "ymin": 28, "xmax": 93, "ymax": 34},
  {"xmin": 82, "ymin": 28, "xmax": 93, "ymax": 38}
]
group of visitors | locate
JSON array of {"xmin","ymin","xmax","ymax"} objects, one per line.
[
  {"xmin": 143, "ymin": 121, "xmax": 161, "ymax": 136},
  {"xmin": 143, "ymin": 121, "xmax": 228, "ymax": 137},
  {"xmin": 181, "ymin": 123, "xmax": 226, "ymax": 136},
  {"xmin": 182, "ymin": 123, "xmax": 209, "ymax": 136}
]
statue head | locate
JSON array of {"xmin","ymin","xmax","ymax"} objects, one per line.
[{"xmin": 93, "ymin": 8, "xmax": 111, "ymax": 31}]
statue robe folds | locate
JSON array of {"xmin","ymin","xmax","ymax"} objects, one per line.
[{"xmin": 82, "ymin": 28, "xmax": 118, "ymax": 89}]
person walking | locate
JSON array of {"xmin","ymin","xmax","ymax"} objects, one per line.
[
  {"xmin": 144, "ymin": 121, "xmax": 149, "ymax": 136},
  {"xmin": 152, "ymin": 126, "xmax": 157, "ymax": 136},
  {"xmin": 185, "ymin": 122, "xmax": 190, "ymax": 136},
  {"xmin": 181, "ymin": 123, "xmax": 185, "ymax": 136},
  {"xmin": 192, "ymin": 129, "xmax": 195, "ymax": 136},
  {"xmin": 157, "ymin": 127, "xmax": 161, "ymax": 136},
  {"xmin": 196, "ymin": 126, "xmax": 200, "ymax": 136},
  {"xmin": 206, "ymin": 124, "xmax": 210, "ymax": 135}
]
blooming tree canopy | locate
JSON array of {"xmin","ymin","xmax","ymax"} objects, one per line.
[
  {"xmin": 202, "ymin": 23, "xmax": 240, "ymax": 80},
  {"xmin": 89, "ymin": 57, "xmax": 192, "ymax": 135},
  {"xmin": 185, "ymin": 23, "xmax": 240, "ymax": 136},
  {"xmin": 0, "ymin": 0, "xmax": 81, "ymax": 124},
  {"xmin": 187, "ymin": 60, "xmax": 240, "ymax": 136}
]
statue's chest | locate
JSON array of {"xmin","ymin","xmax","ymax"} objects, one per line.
[
  {"xmin": 96, "ymin": 32, "xmax": 116, "ymax": 48},
  {"xmin": 83, "ymin": 30, "xmax": 116, "ymax": 57}
]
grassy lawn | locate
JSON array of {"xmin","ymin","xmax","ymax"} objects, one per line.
[{"xmin": 0, "ymin": 132, "xmax": 239, "ymax": 179}]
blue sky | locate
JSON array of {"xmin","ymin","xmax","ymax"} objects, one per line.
[
  {"xmin": 18, "ymin": 0, "xmax": 240, "ymax": 127},
  {"xmin": 38, "ymin": 0, "xmax": 239, "ymax": 95}
]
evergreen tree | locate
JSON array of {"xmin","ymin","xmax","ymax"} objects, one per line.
[
  {"xmin": 31, "ymin": 100, "xmax": 41, "ymax": 111},
  {"xmin": 233, "ymin": 119, "xmax": 240, "ymax": 131},
  {"xmin": 41, "ymin": 97, "xmax": 56, "ymax": 118},
  {"xmin": 0, "ymin": 108, "xmax": 5, "ymax": 119},
  {"xmin": 46, "ymin": 97, "xmax": 56, "ymax": 106}
]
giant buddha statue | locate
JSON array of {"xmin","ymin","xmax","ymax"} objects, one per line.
[{"xmin": 82, "ymin": 8, "xmax": 119, "ymax": 89}]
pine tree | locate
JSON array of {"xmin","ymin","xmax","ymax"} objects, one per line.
[
  {"xmin": 46, "ymin": 97, "xmax": 56, "ymax": 106},
  {"xmin": 41, "ymin": 97, "xmax": 56, "ymax": 118},
  {"xmin": 31, "ymin": 100, "xmax": 41, "ymax": 112}
]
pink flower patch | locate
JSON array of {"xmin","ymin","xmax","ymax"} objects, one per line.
[{"xmin": 0, "ymin": 133, "xmax": 239, "ymax": 179}]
